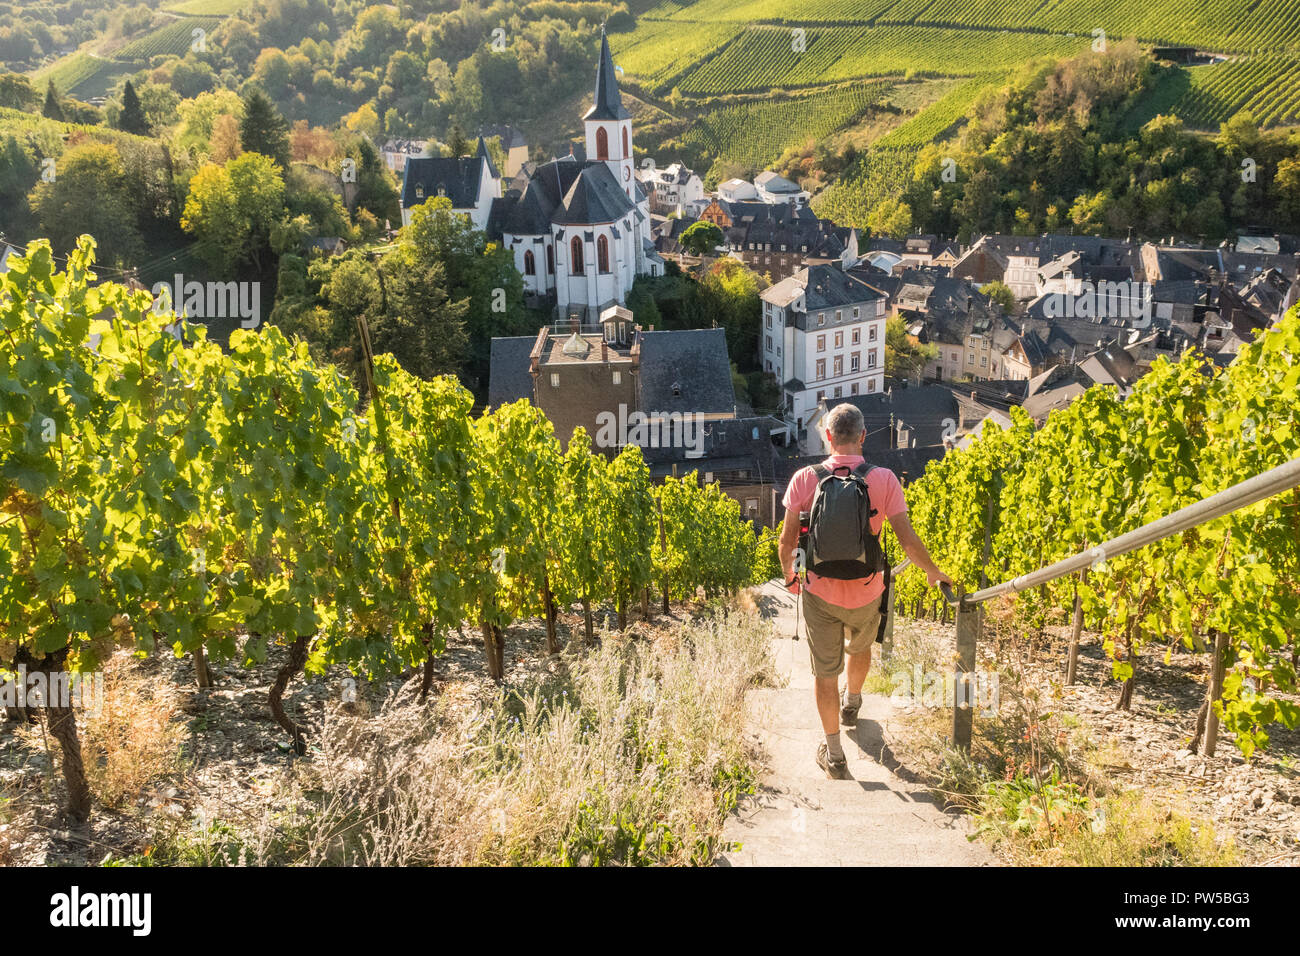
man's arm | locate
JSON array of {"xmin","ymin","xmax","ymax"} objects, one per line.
[
  {"xmin": 778, "ymin": 507, "xmax": 801, "ymax": 590},
  {"xmin": 887, "ymin": 512, "xmax": 953, "ymax": 588}
]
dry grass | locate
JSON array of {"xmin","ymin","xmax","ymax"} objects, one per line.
[
  {"xmin": 80, "ymin": 652, "xmax": 186, "ymax": 808},
  {"xmin": 147, "ymin": 604, "xmax": 777, "ymax": 866}
]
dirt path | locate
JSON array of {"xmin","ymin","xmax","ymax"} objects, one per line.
[{"xmin": 718, "ymin": 582, "xmax": 994, "ymax": 867}]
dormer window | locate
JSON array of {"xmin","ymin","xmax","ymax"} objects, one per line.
[
  {"xmin": 672, "ymin": 382, "xmax": 681, "ymax": 397},
  {"xmin": 437, "ymin": 183, "xmax": 446, "ymax": 197},
  {"xmin": 414, "ymin": 184, "xmax": 424, "ymax": 200}
]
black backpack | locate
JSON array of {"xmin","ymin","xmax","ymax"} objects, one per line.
[{"xmin": 798, "ymin": 462, "xmax": 893, "ymax": 643}]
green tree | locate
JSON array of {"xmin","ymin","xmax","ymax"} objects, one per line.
[
  {"xmin": 239, "ymin": 88, "xmax": 291, "ymax": 168},
  {"xmin": 41, "ymin": 78, "xmax": 63, "ymax": 121},
  {"xmin": 982, "ymin": 280, "xmax": 1016, "ymax": 313},
  {"xmin": 118, "ymin": 80, "xmax": 149, "ymax": 136},
  {"xmin": 29, "ymin": 143, "xmax": 144, "ymax": 267},
  {"xmin": 181, "ymin": 152, "xmax": 286, "ymax": 275},
  {"xmin": 680, "ymin": 220, "xmax": 723, "ymax": 256},
  {"xmin": 884, "ymin": 314, "xmax": 938, "ymax": 385}
]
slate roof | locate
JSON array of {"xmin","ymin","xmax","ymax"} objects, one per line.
[
  {"xmin": 584, "ymin": 30, "xmax": 631, "ymax": 122},
  {"xmin": 488, "ymin": 336, "xmax": 537, "ymax": 409},
  {"xmin": 761, "ymin": 265, "xmax": 884, "ymax": 325},
  {"xmin": 402, "ymin": 153, "xmax": 486, "ymax": 211},
  {"xmin": 489, "ymin": 158, "xmax": 636, "ymax": 237},
  {"xmin": 552, "ymin": 163, "xmax": 636, "ymax": 225},
  {"xmin": 639, "ymin": 328, "xmax": 735, "ymax": 416}
]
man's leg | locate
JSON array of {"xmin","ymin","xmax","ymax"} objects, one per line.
[
  {"xmin": 802, "ymin": 591, "xmax": 851, "ymax": 778},
  {"xmin": 845, "ymin": 644, "xmax": 872, "ymax": 696}
]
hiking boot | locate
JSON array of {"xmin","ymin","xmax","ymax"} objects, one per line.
[
  {"xmin": 816, "ymin": 743, "xmax": 850, "ymax": 780},
  {"xmin": 840, "ymin": 694, "xmax": 861, "ymax": 727}
]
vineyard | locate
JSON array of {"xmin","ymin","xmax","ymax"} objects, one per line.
[
  {"xmin": 888, "ymin": 305, "xmax": 1300, "ymax": 759},
  {"xmin": 1167, "ymin": 57, "xmax": 1300, "ymax": 129},
  {"xmin": 809, "ymin": 146, "xmax": 916, "ymax": 228},
  {"xmin": 670, "ymin": 25, "xmax": 1087, "ymax": 95},
  {"xmin": 0, "ymin": 238, "xmax": 778, "ymax": 823},
  {"xmin": 872, "ymin": 75, "xmax": 994, "ymax": 148},
  {"xmin": 681, "ymin": 83, "xmax": 892, "ymax": 185},
  {"xmin": 640, "ymin": 0, "xmax": 1300, "ymax": 53},
  {"xmin": 114, "ymin": 16, "xmax": 224, "ymax": 62},
  {"xmin": 162, "ymin": 0, "xmax": 250, "ymax": 14}
]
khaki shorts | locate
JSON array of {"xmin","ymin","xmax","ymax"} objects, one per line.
[{"xmin": 801, "ymin": 589, "xmax": 882, "ymax": 678}]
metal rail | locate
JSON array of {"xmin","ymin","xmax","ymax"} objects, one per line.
[
  {"xmin": 888, "ymin": 455, "xmax": 1300, "ymax": 751},
  {"xmin": 913, "ymin": 456, "xmax": 1300, "ymax": 610}
]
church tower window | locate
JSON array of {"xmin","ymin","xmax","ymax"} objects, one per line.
[
  {"xmin": 622, "ymin": 126, "xmax": 629, "ymax": 158},
  {"xmin": 596, "ymin": 127, "xmax": 609, "ymax": 161}
]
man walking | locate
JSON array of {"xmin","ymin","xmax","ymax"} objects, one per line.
[{"xmin": 778, "ymin": 403, "xmax": 952, "ymax": 779}]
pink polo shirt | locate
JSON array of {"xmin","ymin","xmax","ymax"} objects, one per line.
[{"xmin": 782, "ymin": 455, "xmax": 907, "ymax": 609}]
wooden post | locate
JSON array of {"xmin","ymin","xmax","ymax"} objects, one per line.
[
  {"xmin": 881, "ymin": 575, "xmax": 896, "ymax": 660},
  {"xmin": 194, "ymin": 643, "xmax": 211, "ymax": 689},
  {"xmin": 657, "ymin": 497, "xmax": 670, "ymax": 614},
  {"xmin": 1204, "ymin": 629, "xmax": 1228, "ymax": 758},
  {"xmin": 1065, "ymin": 574, "xmax": 1083, "ymax": 686},
  {"xmin": 952, "ymin": 589, "xmax": 979, "ymax": 752}
]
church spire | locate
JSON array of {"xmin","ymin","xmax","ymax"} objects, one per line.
[{"xmin": 584, "ymin": 25, "xmax": 631, "ymax": 121}]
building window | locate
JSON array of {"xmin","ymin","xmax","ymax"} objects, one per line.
[
  {"xmin": 817, "ymin": 390, "xmax": 826, "ymax": 403},
  {"xmin": 816, "ymin": 359, "xmax": 826, "ymax": 380},
  {"xmin": 980, "ymin": 355, "xmax": 988, "ymax": 368},
  {"xmin": 952, "ymin": 351, "xmax": 959, "ymax": 362},
  {"xmin": 868, "ymin": 325, "xmax": 877, "ymax": 342},
  {"xmin": 622, "ymin": 126, "xmax": 629, "ymax": 157},
  {"xmin": 596, "ymin": 126, "xmax": 609, "ymax": 160},
  {"xmin": 835, "ymin": 310, "xmax": 842, "ymax": 323},
  {"xmin": 766, "ymin": 315, "xmax": 772, "ymax": 329},
  {"xmin": 571, "ymin": 236, "xmax": 584, "ymax": 274},
  {"xmin": 550, "ymin": 373, "xmax": 560, "ymax": 388},
  {"xmin": 967, "ymin": 353, "xmax": 975, "ymax": 365},
  {"xmin": 523, "ymin": 250, "xmax": 535, "ymax": 275},
  {"xmin": 850, "ymin": 382, "xmax": 859, "ymax": 395},
  {"xmin": 612, "ymin": 371, "xmax": 621, "ymax": 385},
  {"xmin": 597, "ymin": 234, "xmax": 611, "ymax": 273},
  {"xmin": 818, "ymin": 313, "xmax": 825, "ymax": 326},
  {"xmin": 546, "ymin": 245, "xmax": 555, "ymax": 274},
  {"xmin": 766, "ymin": 334, "xmax": 773, "ymax": 352},
  {"xmin": 868, "ymin": 349, "xmax": 877, "ymax": 368},
  {"xmin": 834, "ymin": 331, "xmax": 843, "ymax": 348},
  {"xmin": 833, "ymin": 356, "xmax": 843, "ymax": 376},
  {"xmin": 817, "ymin": 334, "xmax": 826, "ymax": 352},
  {"xmin": 834, "ymin": 386, "xmax": 842, "ymax": 398},
  {"xmin": 850, "ymin": 353, "xmax": 860, "ymax": 372},
  {"xmin": 415, "ymin": 184, "xmax": 424, "ymax": 200},
  {"xmin": 867, "ymin": 378, "xmax": 876, "ymax": 393},
  {"xmin": 851, "ymin": 329, "xmax": 860, "ymax": 345},
  {"xmin": 852, "ymin": 307, "xmax": 860, "ymax": 318}
]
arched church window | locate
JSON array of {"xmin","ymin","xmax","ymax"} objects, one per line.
[
  {"xmin": 546, "ymin": 245, "xmax": 555, "ymax": 274},
  {"xmin": 597, "ymin": 235, "xmax": 610, "ymax": 273},
  {"xmin": 571, "ymin": 236, "xmax": 584, "ymax": 274},
  {"xmin": 622, "ymin": 126, "xmax": 629, "ymax": 157},
  {"xmin": 524, "ymin": 250, "xmax": 535, "ymax": 275}
]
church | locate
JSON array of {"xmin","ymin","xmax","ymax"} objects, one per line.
[{"xmin": 486, "ymin": 29, "xmax": 663, "ymax": 321}]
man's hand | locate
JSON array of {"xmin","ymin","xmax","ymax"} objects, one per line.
[
  {"xmin": 927, "ymin": 568, "xmax": 953, "ymax": 588},
  {"xmin": 785, "ymin": 575, "xmax": 802, "ymax": 595}
]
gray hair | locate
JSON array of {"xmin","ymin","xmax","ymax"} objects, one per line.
[{"xmin": 825, "ymin": 403, "xmax": 864, "ymax": 446}]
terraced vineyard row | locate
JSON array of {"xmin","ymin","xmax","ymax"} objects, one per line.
[
  {"xmin": 163, "ymin": 0, "xmax": 250, "ymax": 13},
  {"xmin": 643, "ymin": 0, "xmax": 1300, "ymax": 52},
  {"xmin": 674, "ymin": 25, "xmax": 1088, "ymax": 94},
  {"xmin": 873, "ymin": 75, "xmax": 996, "ymax": 147},
  {"xmin": 1172, "ymin": 56, "xmax": 1300, "ymax": 128},
  {"xmin": 114, "ymin": 16, "xmax": 224, "ymax": 61},
  {"xmin": 809, "ymin": 146, "xmax": 917, "ymax": 228},
  {"xmin": 683, "ymin": 82, "xmax": 893, "ymax": 183},
  {"xmin": 610, "ymin": 19, "xmax": 737, "ymax": 94}
]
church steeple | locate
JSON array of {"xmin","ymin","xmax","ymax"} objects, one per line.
[{"xmin": 583, "ymin": 26, "xmax": 631, "ymax": 121}]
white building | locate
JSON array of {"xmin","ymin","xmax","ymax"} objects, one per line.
[
  {"xmin": 399, "ymin": 136, "xmax": 501, "ymax": 232},
  {"xmin": 637, "ymin": 161, "xmax": 706, "ymax": 215},
  {"xmin": 760, "ymin": 264, "xmax": 888, "ymax": 435},
  {"xmin": 717, "ymin": 178, "xmax": 759, "ymax": 203},
  {"xmin": 487, "ymin": 28, "xmax": 663, "ymax": 320},
  {"xmin": 754, "ymin": 170, "xmax": 809, "ymax": 206}
]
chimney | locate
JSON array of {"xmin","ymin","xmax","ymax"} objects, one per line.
[
  {"xmin": 970, "ymin": 390, "xmax": 977, "ymax": 402},
  {"xmin": 601, "ymin": 340, "xmax": 608, "ymax": 362}
]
